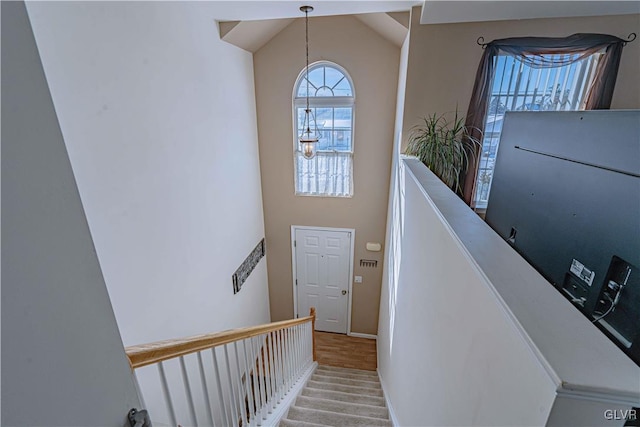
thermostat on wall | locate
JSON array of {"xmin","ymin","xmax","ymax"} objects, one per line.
[{"xmin": 366, "ymin": 242, "xmax": 381, "ymax": 252}]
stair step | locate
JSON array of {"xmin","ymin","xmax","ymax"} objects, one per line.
[
  {"xmin": 316, "ymin": 365, "xmax": 378, "ymax": 378},
  {"xmin": 279, "ymin": 419, "xmax": 328, "ymax": 427},
  {"xmin": 301, "ymin": 387, "xmax": 386, "ymax": 407},
  {"xmin": 286, "ymin": 406, "xmax": 392, "ymax": 427},
  {"xmin": 311, "ymin": 374, "xmax": 381, "ymax": 389},
  {"xmin": 314, "ymin": 368, "xmax": 381, "ymax": 382},
  {"xmin": 295, "ymin": 395, "xmax": 389, "ymax": 420},
  {"xmin": 305, "ymin": 380, "xmax": 384, "ymax": 397}
]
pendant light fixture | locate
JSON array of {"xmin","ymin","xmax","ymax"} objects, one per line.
[{"xmin": 299, "ymin": 5, "xmax": 319, "ymax": 160}]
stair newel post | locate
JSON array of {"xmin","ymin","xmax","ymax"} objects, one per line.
[{"xmin": 310, "ymin": 307, "xmax": 317, "ymax": 362}]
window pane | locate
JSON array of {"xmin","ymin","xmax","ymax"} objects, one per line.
[
  {"xmin": 474, "ymin": 52, "xmax": 601, "ymax": 208},
  {"xmin": 324, "ymin": 66, "xmax": 343, "ymax": 88},
  {"xmin": 333, "ymin": 78, "xmax": 353, "ymax": 96},
  {"xmin": 295, "ymin": 64, "xmax": 353, "ymax": 98},
  {"xmin": 314, "ymin": 107, "xmax": 333, "ymax": 150},
  {"xmin": 296, "ymin": 77, "xmax": 312, "ymax": 98},
  {"xmin": 316, "ymin": 87, "xmax": 333, "ymax": 96},
  {"xmin": 332, "ymin": 108, "xmax": 352, "ymax": 151},
  {"xmin": 307, "ymin": 67, "xmax": 324, "ymax": 91}
]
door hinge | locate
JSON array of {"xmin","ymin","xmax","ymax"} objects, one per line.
[
  {"xmin": 295, "ymin": 279, "xmax": 298, "ymax": 286},
  {"xmin": 294, "ymin": 240, "xmax": 297, "ymax": 247}
]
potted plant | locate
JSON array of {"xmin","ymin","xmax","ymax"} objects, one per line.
[{"xmin": 404, "ymin": 111, "xmax": 481, "ymax": 196}]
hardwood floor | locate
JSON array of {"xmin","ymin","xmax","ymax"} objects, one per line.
[{"xmin": 314, "ymin": 331, "xmax": 377, "ymax": 371}]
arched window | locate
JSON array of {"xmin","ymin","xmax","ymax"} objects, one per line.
[{"xmin": 293, "ymin": 61, "xmax": 355, "ymax": 197}]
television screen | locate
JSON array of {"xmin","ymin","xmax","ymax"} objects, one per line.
[{"xmin": 485, "ymin": 110, "xmax": 640, "ymax": 365}]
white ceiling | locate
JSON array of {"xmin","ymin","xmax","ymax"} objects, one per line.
[
  {"xmin": 210, "ymin": 0, "xmax": 639, "ymax": 53},
  {"xmin": 198, "ymin": 1, "xmax": 639, "ymax": 23},
  {"xmin": 198, "ymin": 1, "xmax": 420, "ymax": 22},
  {"xmin": 421, "ymin": 1, "xmax": 640, "ymax": 25}
]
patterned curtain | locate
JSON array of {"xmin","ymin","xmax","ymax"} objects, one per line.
[{"xmin": 295, "ymin": 152, "xmax": 353, "ymax": 197}]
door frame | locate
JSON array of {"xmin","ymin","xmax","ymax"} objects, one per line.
[{"xmin": 291, "ymin": 225, "xmax": 355, "ymax": 335}]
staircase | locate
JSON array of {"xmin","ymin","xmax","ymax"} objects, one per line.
[{"xmin": 279, "ymin": 365, "xmax": 392, "ymax": 427}]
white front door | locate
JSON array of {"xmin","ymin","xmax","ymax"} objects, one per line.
[{"xmin": 294, "ymin": 228, "xmax": 352, "ymax": 334}]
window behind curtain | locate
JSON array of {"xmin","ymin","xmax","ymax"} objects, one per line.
[
  {"xmin": 294, "ymin": 62, "xmax": 355, "ymax": 197},
  {"xmin": 474, "ymin": 52, "xmax": 603, "ymax": 207}
]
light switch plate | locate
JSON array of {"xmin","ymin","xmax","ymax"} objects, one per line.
[{"xmin": 354, "ymin": 276, "xmax": 363, "ymax": 283}]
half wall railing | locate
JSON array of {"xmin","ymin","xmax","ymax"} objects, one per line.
[{"xmin": 125, "ymin": 308, "xmax": 317, "ymax": 426}]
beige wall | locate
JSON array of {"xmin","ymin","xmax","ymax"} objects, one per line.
[
  {"xmin": 402, "ymin": 9, "xmax": 640, "ymax": 150},
  {"xmin": 254, "ymin": 15, "xmax": 400, "ymax": 334}
]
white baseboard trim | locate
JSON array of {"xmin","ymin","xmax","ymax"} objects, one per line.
[
  {"xmin": 263, "ymin": 361, "xmax": 318, "ymax": 426},
  {"xmin": 348, "ymin": 332, "xmax": 378, "ymax": 340},
  {"xmin": 378, "ymin": 371, "xmax": 400, "ymax": 427}
]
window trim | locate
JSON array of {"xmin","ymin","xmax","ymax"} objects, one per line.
[
  {"xmin": 292, "ymin": 61, "xmax": 356, "ymax": 197},
  {"xmin": 293, "ymin": 60, "xmax": 355, "ymax": 100}
]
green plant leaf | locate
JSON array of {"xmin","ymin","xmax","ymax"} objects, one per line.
[{"xmin": 404, "ymin": 110, "xmax": 482, "ymax": 196}]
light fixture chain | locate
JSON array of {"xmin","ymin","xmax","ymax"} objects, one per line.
[{"xmin": 305, "ymin": 8, "xmax": 310, "ymax": 118}]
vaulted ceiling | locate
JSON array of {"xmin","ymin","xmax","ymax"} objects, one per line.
[{"xmin": 215, "ymin": 1, "xmax": 639, "ymax": 53}]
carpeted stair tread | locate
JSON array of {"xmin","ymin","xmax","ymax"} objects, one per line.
[
  {"xmin": 295, "ymin": 395, "xmax": 389, "ymax": 419},
  {"xmin": 279, "ymin": 366, "xmax": 390, "ymax": 426},
  {"xmin": 300, "ymin": 387, "xmax": 386, "ymax": 407},
  {"xmin": 279, "ymin": 419, "xmax": 328, "ymax": 427},
  {"xmin": 311, "ymin": 373, "xmax": 382, "ymax": 389},
  {"xmin": 305, "ymin": 380, "xmax": 384, "ymax": 397},
  {"xmin": 316, "ymin": 365, "xmax": 378, "ymax": 377},
  {"xmin": 286, "ymin": 406, "xmax": 392, "ymax": 427},
  {"xmin": 314, "ymin": 368, "xmax": 382, "ymax": 382}
]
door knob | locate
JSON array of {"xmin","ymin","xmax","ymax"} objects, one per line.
[{"xmin": 342, "ymin": 290, "xmax": 347, "ymax": 295}]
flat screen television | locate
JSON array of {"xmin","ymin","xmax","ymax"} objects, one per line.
[{"xmin": 485, "ymin": 110, "xmax": 640, "ymax": 365}]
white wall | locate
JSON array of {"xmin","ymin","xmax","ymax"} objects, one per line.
[
  {"xmin": 26, "ymin": 1, "xmax": 271, "ymax": 347},
  {"xmin": 26, "ymin": 4, "xmax": 271, "ymax": 423},
  {"xmin": 378, "ymin": 160, "xmax": 557, "ymax": 426},
  {"xmin": 2, "ymin": 2, "xmax": 140, "ymax": 424},
  {"xmin": 377, "ymin": 27, "xmax": 410, "ymax": 423}
]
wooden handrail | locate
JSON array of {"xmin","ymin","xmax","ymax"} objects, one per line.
[{"xmin": 126, "ymin": 310, "xmax": 316, "ymax": 369}]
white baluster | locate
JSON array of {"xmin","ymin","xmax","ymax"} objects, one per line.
[
  {"xmin": 292, "ymin": 325, "xmax": 298, "ymax": 378},
  {"xmin": 179, "ymin": 356, "xmax": 198, "ymax": 426},
  {"xmin": 197, "ymin": 352, "xmax": 215, "ymax": 427},
  {"xmin": 224, "ymin": 344, "xmax": 239, "ymax": 427},
  {"xmin": 260, "ymin": 334, "xmax": 271, "ymax": 409},
  {"xmin": 267, "ymin": 331, "xmax": 277, "ymax": 410},
  {"xmin": 296, "ymin": 324, "xmax": 302, "ymax": 375},
  {"xmin": 281, "ymin": 328, "xmax": 289, "ymax": 392},
  {"xmin": 264, "ymin": 334, "xmax": 274, "ymax": 408},
  {"xmin": 276, "ymin": 329, "xmax": 285, "ymax": 402},
  {"xmin": 299, "ymin": 324, "xmax": 304, "ymax": 373},
  {"xmin": 234, "ymin": 341, "xmax": 249, "ymax": 427},
  {"xmin": 285, "ymin": 327, "xmax": 294, "ymax": 391},
  {"xmin": 132, "ymin": 370, "xmax": 148, "ymax": 412},
  {"xmin": 211, "ymin": 348, "xmax": 229, "ymax": 427},
  {"xmin": 299, "ymin": 324, "xmax": 305, "ymax": 372},
  {"xmin": 158, "ymin": 361, "xmax": 177, "ymax": 427},
  {"xmin": 307, "ymin": 322, "xmax": 312, "ymax": 365},
  {"xmin": 249, "ymin": 336, "xmax": 263, "ymax": 422},
  {"xmin": 242, "ymin": 339, "xmax": 257, "ymax": 426},
  {"xmin": 254, "ymin": 336, "xmax": 267, "ymax": 420},
  {"xmin": 293, "ymin": 325, "xmax": 300, "ymax": 380},
  {"xmin": 301, "ymin": 324, "xmax": 307, "ymax": 368}
]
